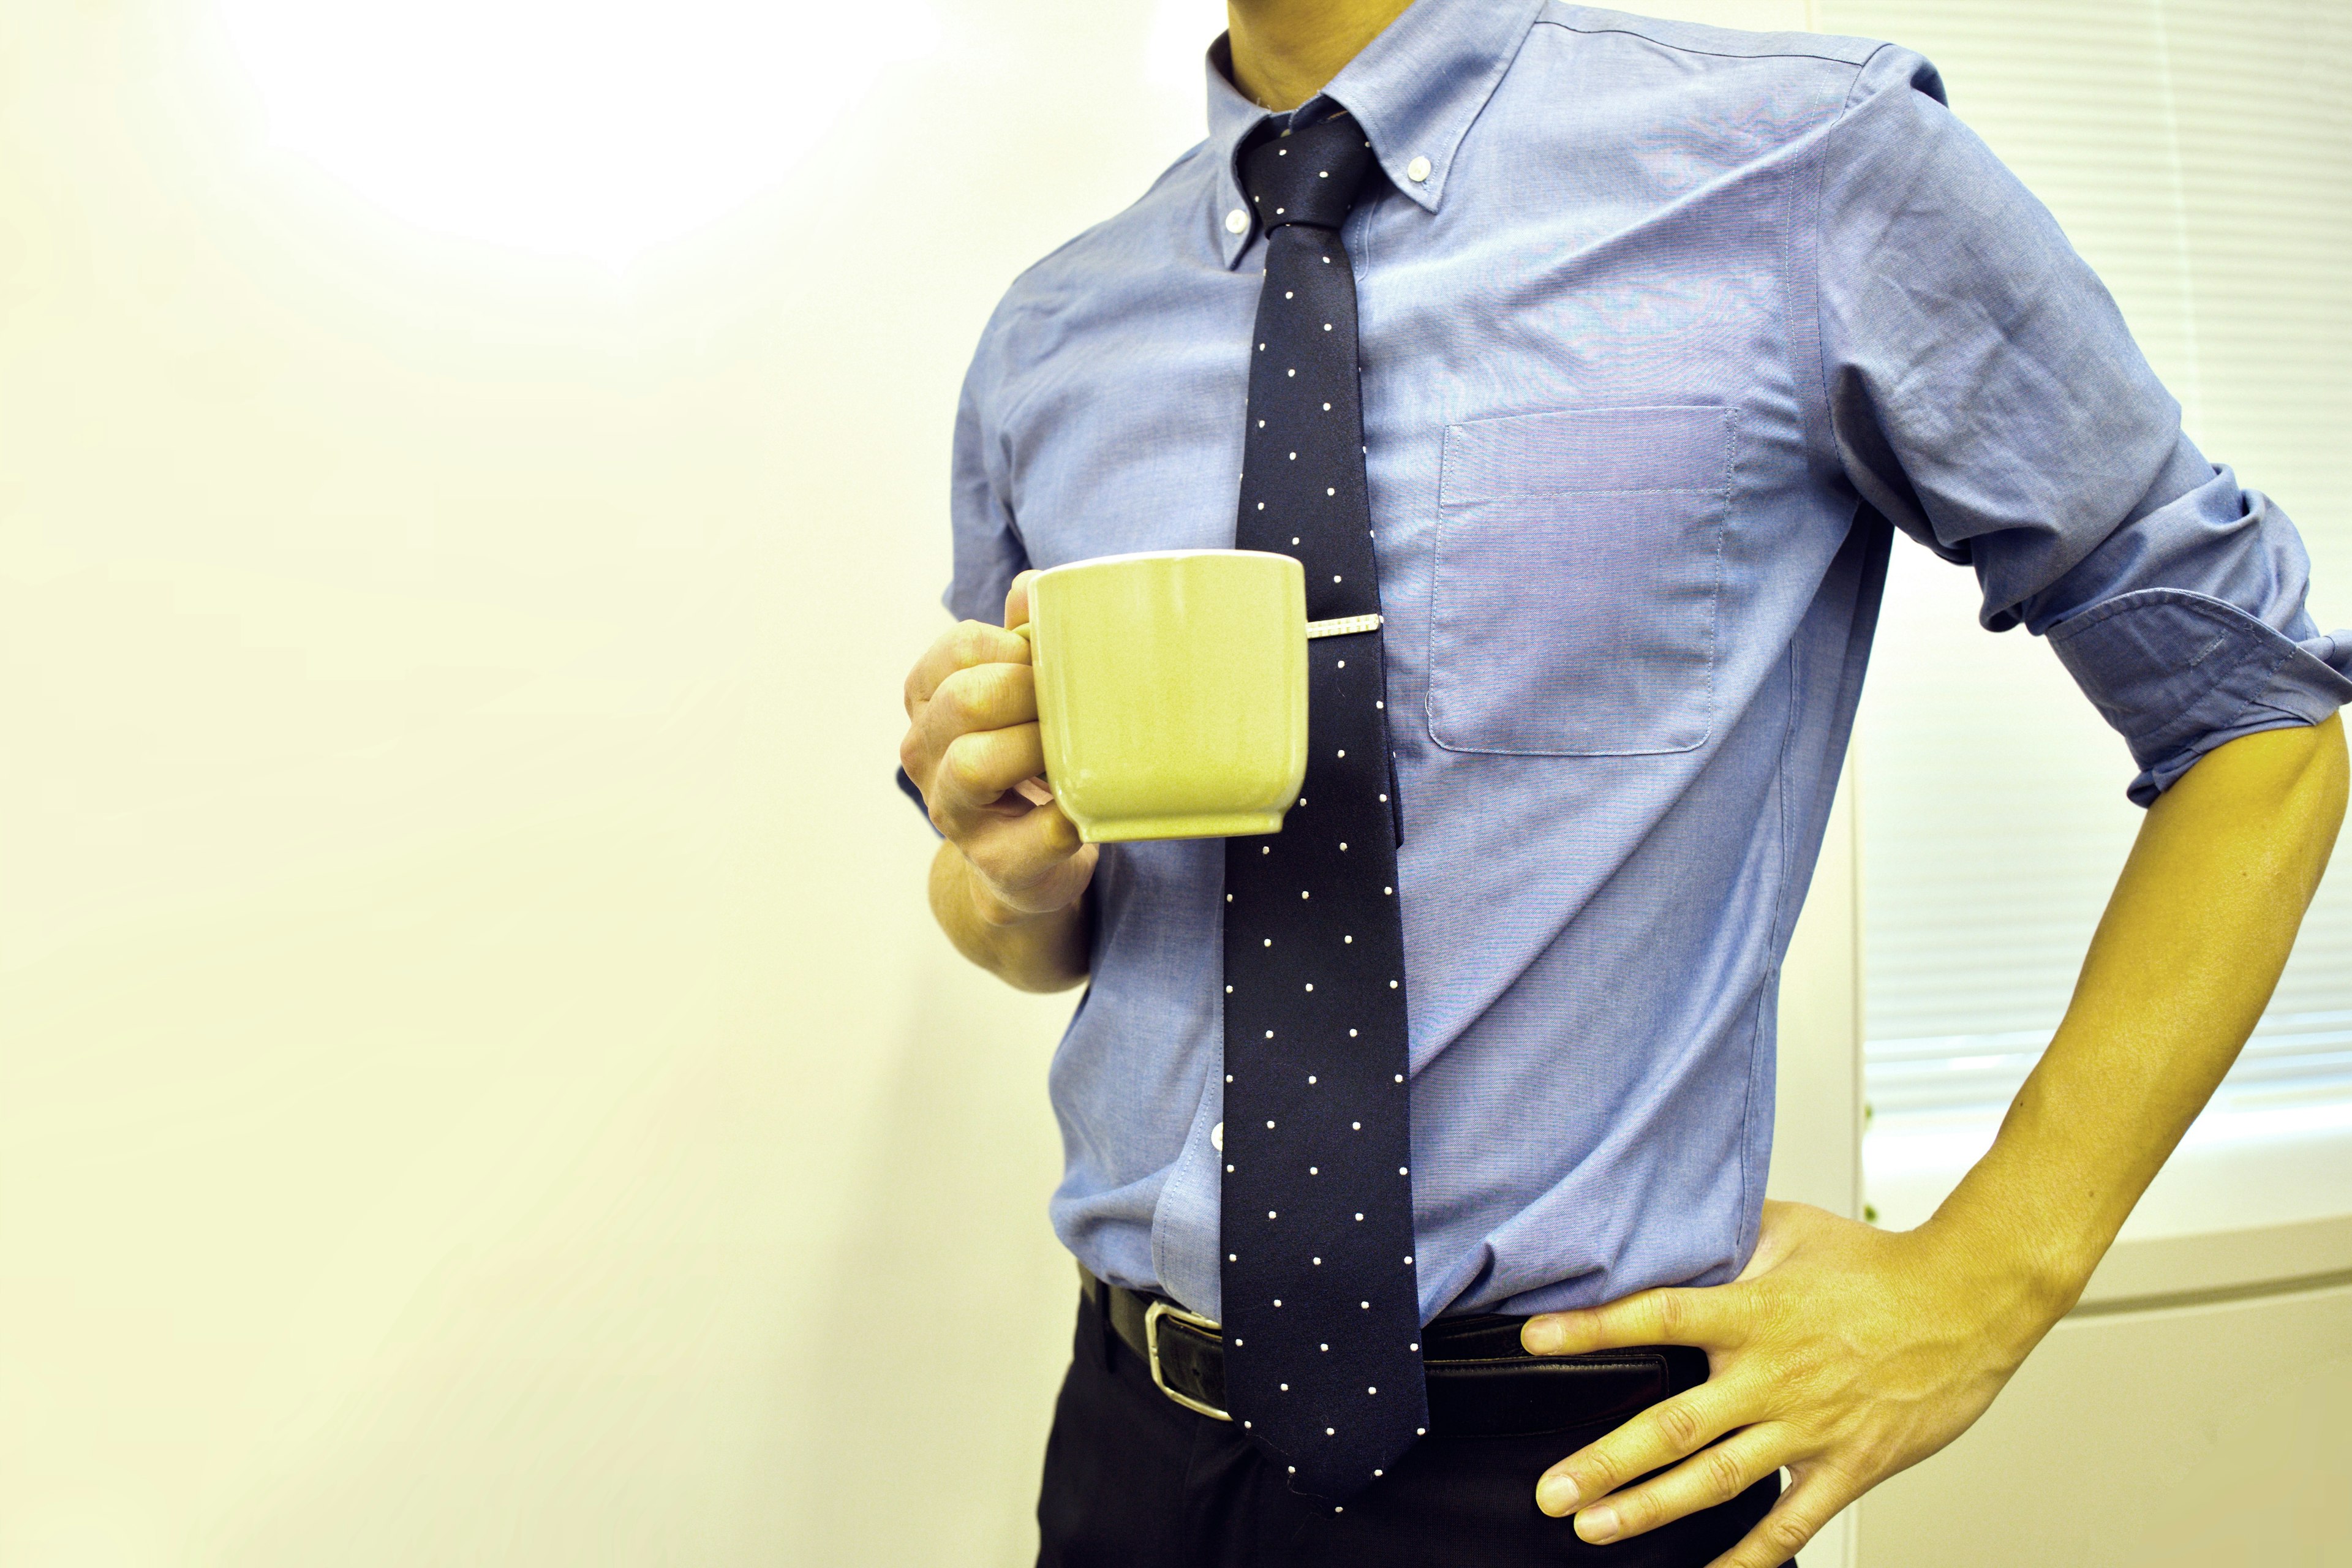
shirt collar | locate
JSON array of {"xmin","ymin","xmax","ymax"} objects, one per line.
[{"xmin": 1204, "ymin": 0, "xmax": 1547, "ymax": 267}]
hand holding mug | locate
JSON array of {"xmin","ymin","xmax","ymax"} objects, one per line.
[{"xmin": 899, "ymin": 572, "xmax": 1097, "ymax": 922}]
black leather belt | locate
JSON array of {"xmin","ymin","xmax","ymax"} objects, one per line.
[{"xmin": 1083, "ymin": 1270, "xmax": 1706, "ymax": 1438}]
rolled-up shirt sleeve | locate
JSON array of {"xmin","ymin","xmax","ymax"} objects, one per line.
[{"xmin": 1817, "ymin": 45, "xmax": 2352, "ymax": 805}]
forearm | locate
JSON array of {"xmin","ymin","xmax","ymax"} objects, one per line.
[
  {"xmin": 928, "ymin": 838, "xmax": 1093, "ymax": 993},
  {"xmin": 1517, "ymin": 719, "xmax": 2345, "ymax": 1558},
  {"xmin": 1931, "ymin": 714, "xmax": 2348, "ymax": 1308}
]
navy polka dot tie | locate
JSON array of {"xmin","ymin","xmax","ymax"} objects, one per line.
[{"xmin": 1220, "ymin": 111, "xmax": 1426, "ymax": 1504}]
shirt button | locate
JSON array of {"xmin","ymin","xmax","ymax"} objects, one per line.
[
  {"xmin": 1406, "ymin": 155, "xmax": 1431, "ymax": 183},
  {"xmin": 1212, "ymin": 1120, "xmax": 1224, "ymax": 1151},
  {"xmin": 1226, "ymin": 208, "xmax": 1250, "ymax": 234}
]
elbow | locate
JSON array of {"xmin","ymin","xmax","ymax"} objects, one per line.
[
  {"xmin": 2274, "ymin": 710, "xmax": 2351, "ymax": 830},
  {"xmin": 2149, "ymin": 712, "xmax": 2348, "ymax": 908},
  {"xmin": 2306, "ymin": 711, "xmax": 2350, "ymax": 842},
  {"xmin": 2234, "ymin": 712, "xmax": 2347, "ymax": 900},
  {"xmin": 2290, "ymin": 713, "xmax": 2349, "ymax": 911}
]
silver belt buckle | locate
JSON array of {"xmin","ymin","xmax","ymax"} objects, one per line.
[{"xmin": 1143, "ymin": 1298, "xmax": 1231, "ymax": 1422}]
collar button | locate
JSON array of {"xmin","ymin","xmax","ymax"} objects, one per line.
[
  {"xmin": 1405, "ymin": 156, "xmax": 1431, "ymax": 184},
  {"xmin": 1226, "ymin": 208, "xmax": 1250, "ymax": 235}
]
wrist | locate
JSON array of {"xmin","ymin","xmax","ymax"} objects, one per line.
[{"xmin": 1917, "ymin": 1167, "xmax": 2100, "ymax": 1335}]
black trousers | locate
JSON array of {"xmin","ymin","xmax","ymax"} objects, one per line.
[{"xmin": 1038, "ymin": 1287, "xmax": 1781, "ymax": 1567}]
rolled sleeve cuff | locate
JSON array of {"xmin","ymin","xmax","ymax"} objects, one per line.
[{"xmin": 2050, "ymin": 589, "xmax": 2352, "ymax": 805}]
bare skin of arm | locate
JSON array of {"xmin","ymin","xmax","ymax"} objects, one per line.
[
  {"xmin": 902, "ymin": 573, "xmax": 1094, "ymax": 994},
  {"xmin": 1520, "ymin": 712, "xmax": 2348, "ymax": 1567}
]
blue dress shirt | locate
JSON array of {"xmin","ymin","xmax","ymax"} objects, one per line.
[{"xmin": 941, "ymin": 0, "xmax": 2352, "ymax": 1324}]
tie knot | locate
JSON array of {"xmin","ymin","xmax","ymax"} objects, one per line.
[{"xmin": 1239, "ymin": 113, "xmax": 1379, "ymax": 234}]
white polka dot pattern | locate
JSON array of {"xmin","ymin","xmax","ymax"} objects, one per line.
[{"xmin": 1219, "ymin": 110, "xmax": 1424, "ymax": 1506}]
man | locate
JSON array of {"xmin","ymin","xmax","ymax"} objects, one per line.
[{"xmin": 897, "ymin": 1, "xmax": 2351, "ymax": 1562}]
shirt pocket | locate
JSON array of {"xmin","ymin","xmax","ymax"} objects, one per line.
[{"xmin": 1428, "ymin": 405, "xmax": 1732, "ymax": 756}]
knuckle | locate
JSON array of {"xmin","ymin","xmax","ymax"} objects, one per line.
[
  {"xmin": 1651, "ymin": 1291, "xmax": 1686, "ymax": 1340},
  {"xmin": 948, "ymin": 620, "xmax": 993, "ymax": 665},
  {"xmin": 935, "ymin": 673, "xmax": 989, "ymax": 731},
  {"xmin": 939, "ymin": 735, "xmax": 989, "ymax": 798},
  {"xmin": 1654, "ymin": 1400, "xmax": 1703, "ymax": 1451},
  {"xmin": 1812, "ymin": 1453, "xmax": 1866, "ymax": 1496},
  {"xmin": 1762, "ymin": 1512, "xmax": 1814, "ymax": 1555},
  {"xmin": 1701, "ymin": 1445, "xmax": 1747, "ymax": 1501},
  {"xmin": 1776, "ymin": 1346, "xmax": 1824, "ymax": 1393}
]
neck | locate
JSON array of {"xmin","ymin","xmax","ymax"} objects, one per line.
[{"xmin": 1225, "ymin": 0, "xmax": 1414, "ymax": 111}]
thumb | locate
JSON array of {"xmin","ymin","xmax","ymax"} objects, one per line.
[
  {"xmin": 1734, "ymin": 1199, "xmax": 1823, "ymax": 1284},
  {"xmin": 1004, "ymin": 570, "xmax": 1040, "ymax": 631}
]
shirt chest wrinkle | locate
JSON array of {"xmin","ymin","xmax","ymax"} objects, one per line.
[{"xmin": 1001, "ymin": 184, "xmax": 1790, "ymax": 590}]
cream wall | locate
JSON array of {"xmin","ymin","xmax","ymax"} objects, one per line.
[{"xmin": 1, "ymin": 2, "xmax": 1205, "ymax": 1561}]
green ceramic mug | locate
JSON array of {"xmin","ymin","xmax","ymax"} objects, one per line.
[{"xmin": 1016, "ymin": 549, "xmax": 1313, "ymax": 843}]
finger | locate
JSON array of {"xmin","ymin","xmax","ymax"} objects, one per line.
[
  {"xmin": 905, "ymin": 619, "xmax": 1031, "ymax": 714},
  {"xmin": 964, "ymin": 810, "xmax": 1095, "ymax": 911},
  {"xmin": 1561, "ymin": 1424, "xmax": 1789, "ymax": 1545},
  {"xmin": 1003, "ymin": 570, "xmax": 1040, "ymax": 631},
  {"xmin": 1521, "ymin": 1283, "xmax": 1746, "ymax": 1359},
  {"xmin": 1534, "ymin": 1380, "xmax": 1750, "ymax": 1518},
  {"xmin": 1702, "ymin": 1465, "xmax": 1855, "ymax": 1568},
  {"xmin": 916, "ymin": 661, "xmax": 1039, "ymax": 768},
  {"xmin": 930, "ymin": 725, "xmax": 1049, "ymax": 835}
]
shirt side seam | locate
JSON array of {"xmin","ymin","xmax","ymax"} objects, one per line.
[{"xmin": 1737, "ymin": 447, "xmax": 1803, "ymax": 1278}]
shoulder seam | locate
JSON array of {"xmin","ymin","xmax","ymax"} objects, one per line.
[
  {"xmin": 1534, "ymin": 11, "xmax": 1879, "ymax": 69},
  {"xmin": 998, "ymin": 139, "xmax": 1218, "ymax": 300},
  {"xmin": 1841, "ymin": 40, "xmax": 1899, "ymax": 114}
]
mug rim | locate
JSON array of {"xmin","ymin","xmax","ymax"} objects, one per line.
[{"xmin": 1032, "ymin": 547, "xmax": 1300, "ymax": 582}]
